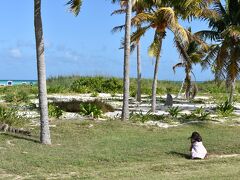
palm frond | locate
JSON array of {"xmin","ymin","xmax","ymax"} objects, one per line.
[
  {"xmin": 201, "ymin": 44, "xmax": 220, "ymax": 70},
  {"xmin": 66, "ymin": 0, "xmax": 82, "ymax": 16},
  {"xmin": 131, "ymin": 25, "xmax": 151, "ymax": 43},
  {"xmin": 174, "ymin": 37, "xmax": 192, "ymax": 64},
  {"xmin": 131, "ymin": 12, "xmax": 154, "ymax": 25},
  {"xmin": 222, "ymin": 25, "xmax": 240, "ymax": 39},
  {"xmin": 226, "ymin": 47, "xmax": 240, "ymax": 81},
  {"xmin": 112, "ymin": 24, "xmax": 125, "ymax": 33},
  {"xmin": 215, "ymin": 41, "xmax": 229, "ymax": 79},
  {"xmin": 111, "ymin": 9, "xmax": 126, "ymax": 16},
  {"xmin": 195, "ymin": 30, "xmax": 220, "ymax": 41},
  {"xmin": 148, "ymin": 32, "xmax": 163, "ymax": 57},
  {"xmin": 173, "ymin": 63, "xmax": 184, "ymax": 73}
]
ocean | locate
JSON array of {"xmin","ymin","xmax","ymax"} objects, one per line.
[{"xmin": 0, "ymin": 80, "xmax": 37, "ymax": 86}]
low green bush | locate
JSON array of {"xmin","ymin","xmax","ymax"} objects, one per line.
[
  {"xmin": 48, "ymin": 104, "xmax": 63, "ymax": 118},
  {"xmin": 79, "ymin": 103, "xmax": 102, "ymax": 118},
  {"xmin": 167, "ymin": 106, "xmax": 182, "ymax": 118},
  {"xmin": 0, "ymin": 105, "xmax": 28, "ymax": 126},
  {"xmin": 216, "ymin": 100, "xmax": 234, "ymax": 117},
  {"xmin": 3, "ymin": 90, "xmax": 30, "ymax": 103},
  {"xmin": 130, "ymin": 110, "xmax": 165, "ymax": 123},
  {"xmin": 53, "ymin": 100, "xmax": 114, "ymax": 113}
]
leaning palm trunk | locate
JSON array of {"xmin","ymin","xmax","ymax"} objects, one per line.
[
  {"xmin": 121, "ymin": 0, "xmax": 132, "ymax": 120},
  {"xmin": 228, "ymin": 78, "xmax": 236, "ymax": 104},
  {"xmin": 151, "ymin": 36, "xmax": 163, "ymax": 112},
  {"xmin": 34, "ymin": 0, "xmax": 51, "ymax": 144},
  {"xmin": 185, "ymin": 66, "xmax": 191, "ymax": 100},
  {"xmin": 136, "ymin": 40, "xmax": 141, "ymax": 102}
]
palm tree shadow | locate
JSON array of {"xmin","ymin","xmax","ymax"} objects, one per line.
[
  {"xmin": 1, "ymin": 133, "xmax": 40, "ymax": 143},
  {"xmin": 167, "ymin": 151, "xmax": 191, "ymax": 159}
]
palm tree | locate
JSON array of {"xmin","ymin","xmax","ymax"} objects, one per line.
[
  {"xmin": 131, "ymin": 7, "xmax": 188, "ymax": 112},
  {"xmin": 34, "ymin": 0, "xmax": 51, "ymax": 144},
  {"xmin": 112, "ymin": 0, "xmax": 137, "ymax": 120},
  {"xmin": 33, "ymin": 0, "xmax": 82, "ymax": 144},
  {"xmin": 112, "ymin": 1, "xmax": 153, "ymax": 102},
  {"xmin": 173, "ymin": 30, "xmax": 208, "ymax": 100},
  {"xmin": 131, "ymin": 1, "xmax": 214, "ymax": 112},
  {"xmin": 197, "ymin": 0, "xmax": 240, "ymax": 104}
]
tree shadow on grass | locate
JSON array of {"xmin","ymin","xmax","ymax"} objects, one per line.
[
  {"xmin": 167, "ymin": 151, "xmax": 191, "ymax": 159},
  {"xmin": 1, "ymin": 133, "xmax": 40, "ymax": 143}
]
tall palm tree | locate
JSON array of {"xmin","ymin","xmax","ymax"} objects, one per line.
[
  {"xmin": 33, "ymin": 0, "xmax": 82, "ymax": 144},
  {"xmin": 121, "ymin": 0, "xmax": 132, "ymax": 120},
  {"xmin": 197, "ymin": 0, "xmax": 240, "ymax": 104},
  {"xmin": 131, "ymin": 7, "xmax": 188, "ymax": 112},
  {"xmin": 112, "ymin": 1, "xmax": 153, "ymax": 102},
  {"xmin": 112, "ymin": 0, "xmax": 137, "ymax": 120},
  {"xmin": 34, "ymin": 0, "xmax": 51, "ymax": 144},
  {"xmin": 173, "ymin": 30, "xmax": 208, "ymax": 100}
]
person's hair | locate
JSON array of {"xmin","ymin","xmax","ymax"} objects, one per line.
[{"xmin": 189, "ymin": 131, "xmax": 202, "ymax": 142}]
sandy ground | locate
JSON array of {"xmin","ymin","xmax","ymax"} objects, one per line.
[{"xmin": 19, "ymin": 93, "xmax": 240, "ymax": 127}]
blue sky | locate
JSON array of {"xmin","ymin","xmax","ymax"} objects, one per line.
[{"xmin": 0, "ymin": 0, "xmax": 213, "ymax": 81}]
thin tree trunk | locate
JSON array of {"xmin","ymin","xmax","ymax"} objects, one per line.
[
  {"xmin": 151, "ymin": 35, "xmax": 163, "ymax": 113},
  {"xmin": 228, "ymin": 78, "xmax": 236, "ymax": 104},
  {"xmin": 121, "ymin": 0, "xmax": 132, "ymax": 120},
  {"xmin": 185, "ymin": 65, "xmax": 191, "ymax": 100},
  {"xmin": 34, "ymin": 0, "xmax": 51, "ymax": 144},
  {"xmin": 136, "ymin": 40, "xmax": 141, "ymax": 102}
]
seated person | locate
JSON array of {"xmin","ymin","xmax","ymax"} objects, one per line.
[{"xmin": 189, "ymin": 131, "xmax": 207, "ymax": 159}]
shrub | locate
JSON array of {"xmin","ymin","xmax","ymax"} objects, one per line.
[
  {"xmin": 3, "ymin": 90, "xmax": 30, "ymax": 103},
  {"xmin": 216, "ymin": 100, "xmax": 234, "ymax": 117},
  {"xmin": 48, "ymin": 104, "xmax": 63, "ymax": 118},
  {"xmin": 79, "ymin": 103, "xmax": 102, "ymax": 118},
  {"xmin": 0, "ymin": 105, "xmax": 28, "ymax": 126},
  {"xmin": 70, "ymin": 76, "xmax": 123, "ymax": 93},
  {"xmin": 53, "ymin": 100, "xmax": 114, "ymax": 113},
  {"xmin": 102, "ymin": 77, "xmax": 122, "ymax": 93}
]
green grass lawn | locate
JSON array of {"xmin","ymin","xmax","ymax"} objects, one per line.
[{"xmin": 0, "ymin": 120, "xmax": 240, "ymax": 179}]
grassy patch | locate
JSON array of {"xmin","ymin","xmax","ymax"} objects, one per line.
[{"xmin": 0, "ymin": 120, "xmax": 240, "ymax": 179}]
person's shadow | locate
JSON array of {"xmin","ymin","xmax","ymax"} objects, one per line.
[{"xmin": 167, "ymin": 151, "xmax": 191, "ymax": 159}]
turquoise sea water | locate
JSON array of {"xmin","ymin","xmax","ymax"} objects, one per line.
[{"xmin": 0, "ymin": 80, "xmax": 37, "ymax": 86}]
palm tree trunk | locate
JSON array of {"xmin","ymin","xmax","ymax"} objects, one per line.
[
  {"xmin": 185, "ymin": 66, "xmax": 191, "ymax": 100},
  {"xmin": 228, "ymin": 78, "xmax": 236, "ymax": 104},
  {"xmin": 34, "ymin": 0, "xmax": 51, "ymax": 144},
  {"xmin": 121, "ymin": 0, "xmax": 132, "ymax": 120},
  {"xmin": 136, "ymin": 40, "xmax": 141, "ymax": 102},
  {"xmin": 151, "ymin": 35, "xmax": 163, "ymax": 113}
]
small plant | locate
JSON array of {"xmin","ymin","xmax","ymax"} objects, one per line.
[
  {"xmin": 79, "ymin": 103, "xmax": 102, "ymax": 118},
  {"xmin": 193, "ymin": 107, "xmax": 210, "ymax": 120},
  {"xmin": 130, "ymin": 110, "xmax": 166, "ymax": 123},
  {"xmin": 48, "ymin": 104, "xmax": 63, "ymax": 118},
  {"xmin": 216, "ymin": 100, "xmax": 234, "ymax": 117},
  {"xmin": 130, "ymin": 90, "xmax": 136, "ymax": 98},
  {"xmin": 130, "ymin": 110, "xmax": 149, "ymax": 123},
  {"xmin": 167, "ymin": 106, "xmax": 182, "ymax": 118}
]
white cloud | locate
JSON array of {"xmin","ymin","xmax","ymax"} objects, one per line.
[{"xmin": 9, "ymin": 48, "xmax": 22, "ymax": 58}]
